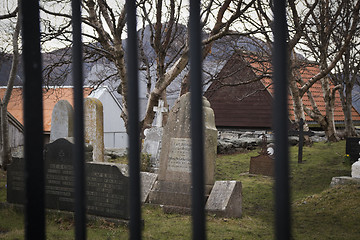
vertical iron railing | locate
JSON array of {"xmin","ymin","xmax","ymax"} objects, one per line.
[
  {"xmin": 273, "ymin": 0, "xmax": 291, "ymax": 239},
  {"xmin": 19, "ymin": 0, "xmax": 290, "ymax": 239},
  {"xmin": 20, "ymin": 0, "xmax": 46, "ymax": 239},
  {"xmin": 189, "ymin": 1, "xmax": 206, "ymax": 240},
  {"xmin": 71, "ymin": 0, "xmax": 87, "ymax": 239},
  {"xmin": 125, "ymin": 1, "xmax": 142, "ymax": 239}
]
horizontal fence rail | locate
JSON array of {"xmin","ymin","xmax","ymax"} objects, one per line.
[{"xmin": 19, "ymin": 0, "xmax": 290, "ymax": 239}]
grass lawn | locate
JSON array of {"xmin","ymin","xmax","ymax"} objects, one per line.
[{"xmin": 1, "ymin": 140, "xmax": 360, "ymax": 239}]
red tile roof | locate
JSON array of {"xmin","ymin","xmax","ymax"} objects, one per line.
[
  {"xmin": 0, "ymin": 87, "xmax": 92, "ymax": 132},
  {"xmin": 259, "ymin": 63, "xmax": 360, "ymax": 123}
]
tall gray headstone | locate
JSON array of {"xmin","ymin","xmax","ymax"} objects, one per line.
[
  {"xmin": 85, "ymin": 98, "xmax": 104, "ymax": 162},
  {"xmin": 149, "ymin": 93, "xmax": 217, "ymax": 209},
  {"xmin": 50, "ymin": 100, "xmax": 74, "ymax": 142}
]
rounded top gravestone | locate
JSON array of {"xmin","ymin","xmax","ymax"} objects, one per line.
[{"xmin": 50, "ymin": 100, "xmax": 74, "ymax": 142}]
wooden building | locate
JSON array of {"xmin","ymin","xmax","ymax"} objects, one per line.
[
  {"xmin": 204, "ymin": 54, "xmax": 273, "ymax": 129},
  {"xmin": 204, "ymin": 53, "xmax": 360, "ymax": 129}
]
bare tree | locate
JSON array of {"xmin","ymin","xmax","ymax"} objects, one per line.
[
  {"xmin": 252, "ymin": 0, "xmax": 360, "ymax": 141},
  {"xmin": 40, "ymin": 0, "xmax": 258, "ymax": 135},
  {"xmin": 0, "ymin": 2, "xmax": 20, "ymax": 170},
  {"xmin": 297, "ymin": 0, "xmax": 360, "ymax": 141},
  {"xmin": 330, "ymin": 1, "xmax": 360, "ymax": 137}
]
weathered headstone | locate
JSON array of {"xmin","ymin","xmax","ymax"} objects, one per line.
[
  {"xmin": 50, "ymin": 100, "xmax": 74, "ymax": 142},
  {"xmin": 249, "ymin": 154, "xmax": 274, "ymax": 176},
  {"xmin": 142, "ymin": 127, "xmax": 163, "ymax": 172},
  {"xmin": 85, "ymin": 98, "xmax": 104, "ymax": 162},
  {"xmin": 7, "ymin": 138, "xmax": 130, "ymax": 220},
  {"xmin": 249, "ymin": 135, "xmax": 274, "ymax": 176},
  {"xmin": 141, "ymin": 172, "xmax": 158, "ymax": 203},
  {"xmin": 205, "ymin": 181, "xmax": 242, "ymax": 218},
  {"xmin": 149, "ymin": 93, "xmax": 217, "ymax": 210},
  {"xmin": 141, "ymin": 100, "xmax": 168, "ymax": 172}
]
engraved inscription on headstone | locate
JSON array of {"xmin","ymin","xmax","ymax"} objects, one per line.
[
  {"xmin": 205, "ymin": 181, "xmax": 242, "ymax": 218},
  {"xmin": 167, "ymin": 138, "xmax": 191, "ymax": 173},
  {"xmin": 7, "ymin": 138, "xmax": 129, "ymax": 220},
  {"xmin": 6, "ymin": 158, "xmax": 25, "ymax": 205},
  {"xmin": 86, "ymin": 163, "xmax": 129, "ymax": 218}
]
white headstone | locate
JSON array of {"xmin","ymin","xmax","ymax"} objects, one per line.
[
  {"xmin": 142, "ymin": 127, "xmax": 163, "ymax": 172},
  {"xmin": 352, "ymin": 161, "xmax": 360, "ymax": 178},
  {"xmin": 50, "ymin": 100, "xmax": 74, "ymax": 142}
]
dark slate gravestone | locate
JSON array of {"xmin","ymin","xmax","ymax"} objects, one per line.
[
  {"xmin": 7, "ymin": 138, "xmax": 129, "ymax": 220},
  {"xmin": 6, "ymin": 157, "xmax": 25, "ymax": 205},
  {"xmin": 249, "ymin": 135, "xmax": 274, "ymax": 177},
  {"xmin": 249, "ymin": 154, "xmax": 274, "ymax": 177},
  {"xmin": 346, "ymin": 137, "xmax": 360, "ymax": 164}
]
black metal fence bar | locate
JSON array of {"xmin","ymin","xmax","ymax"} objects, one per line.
[
  {"xmin": 125, "ymin": 1, "xmax": 142, "ymax": 239},
  {"xmin": 189, "ymin": 1, "xmax": 206, "ymax": 240},
  {"xmin": 71, "ymin": 0, "xmax": 87, "ymax": 239},
  {"xmin": 20, "ymin": 0, "xmax": 45, "ymax": 239},
  {"xmin": 272, "ymin": 0, "xmax": 291, "ymax": 239}
]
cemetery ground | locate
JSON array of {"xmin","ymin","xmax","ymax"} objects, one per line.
[{"xmin": 0, "ymin": 140, "xmax": 360, "ymax": 239}]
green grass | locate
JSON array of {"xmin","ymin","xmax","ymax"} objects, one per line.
[{"xmin": 1, "ymin": 140, "xmax": 359, "ymax": 239}]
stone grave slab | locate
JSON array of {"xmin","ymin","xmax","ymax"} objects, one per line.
[
  {"xmin": 7, "ymin": 138, "xmax": 130, "ymax": 220},
  {"xmin": 50, "ymin": 100, "xmax": 74, "ymax": 142},
  {"xmin": 149, "ymin": 93, "xmax": 217, "ymax": 209},
  {"xmin": 330, "ymin": 176, "xmax": 360, "ymax": 187},
  {"xmin": 249, "ymin": 154, "xmax": 274, "ymax": 177},
  {"xmin": 85, "ymin": 98, "xmax": 104, "ymax": 162},
  {"xmin": 205, "ymin": 181, "xmax": 242, "ymax": 218}
]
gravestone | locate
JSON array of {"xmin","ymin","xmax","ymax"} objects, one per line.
[
  {"xmin": 142, "ymin": 128, "xmax": 163, "ymax": 172},
  {"xmin": 142, "ymin": 100, "xmax": 168, "ymax": 172},
  {"xmin": 249, "ymin": 135, "xmax": 274, "ymax": 176},
  {"xmin": 141, "ymin": 172, "xmax": 158, "ymax": 203},
  {"xmin": 7, "ymin": 138, "xmax": 130, "ymax": 220},
  {"xmin": 205, "ymin": 181, "xmax": 242, "ymax": 218},
  {"xmin": 50, "ymin": 100, "xmax": 74, "ymax": 142},
  {"xmin": 352, "ymin": 161, "xmax": 360, "ymax": 178},
  {"xmin": 346, "ymin": 137, "xmax": 360, "ymax": 164},
  {"xmin": 142, "ymin": 100, "xmax": 169, "ymax": 172},
  {"xmin": 149, "ymin": 93, "xmax": 217, "ymax": 210},
  {"xmin": 85, "ymin": 98, "xmax": 104, "ymax": 162}
]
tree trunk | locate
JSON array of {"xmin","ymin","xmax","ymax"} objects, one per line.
[
  {"xmin": 0, "ymin": 14, "xmax": 20, "ymax": 170},
  {"xmin": 321, "ymin": 78, "xmax": 339, "ymax": 142},
  {"xmin": 1, "ymin": 105, "xmax": 11, "ymax": 170},
  {"xmin": 344, "ymin": 82, "xmax": 357, "ymax": 136}
]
